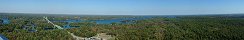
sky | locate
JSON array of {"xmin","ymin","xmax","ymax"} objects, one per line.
[{"xmin": 0, "ymin": 0, "xmax": 244, "ymax": 15}]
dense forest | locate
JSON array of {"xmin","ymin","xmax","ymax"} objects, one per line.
[{"xmin": 0, "ymin": 13, "xmax": 244, "ymax": 40}]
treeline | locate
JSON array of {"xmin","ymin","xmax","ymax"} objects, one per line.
[{"xmin": 164, "ymin": 16, "xmax": 244, "ymax": 40}]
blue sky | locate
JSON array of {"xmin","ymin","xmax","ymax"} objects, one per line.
[{"xmin": 0, "ymin": 0, "xmax": 244, "ymax": 15}]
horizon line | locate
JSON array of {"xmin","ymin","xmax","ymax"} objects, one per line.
[{"xmin": 0, "ymin": 12, "xmax": 244, "ymax": 16}]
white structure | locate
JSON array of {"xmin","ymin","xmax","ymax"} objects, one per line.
[
  {"xmin": 43, "ymin": 17, "xmax": 64, "ymax": 29},
  {"xmin": 44, "ymin": 16, "xmax": 112, "ymax": 40}
]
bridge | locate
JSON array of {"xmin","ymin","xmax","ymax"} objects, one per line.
[
  {"xmin": 43, "ymin": 17, "xmax": 64, "ymax": 29},
  {"xmin": 43, "ymin": 16, "xmax": 107, "ymax": 40},
  {"xmin": 43, "ymin": 16, "xmax": 83, "ymax": 40}
]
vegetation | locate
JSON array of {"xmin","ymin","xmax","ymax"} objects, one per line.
[
  {"xmin": 164, "ymin": 16, "xmax": 244, "ymax": 40},
  {"xmin": 0, "ymin": 13, "xmax": 244, "ymax": 40}
]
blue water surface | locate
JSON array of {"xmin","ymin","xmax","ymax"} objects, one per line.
[
  {"xmin": 1, "ymin": 18, "xmax": 10, "ymax": 24},
  {"xmin": 0, "ymin": 34, "xmax": 8, "ymax": 40},
  {"xmin": 48, "ymin": 16, "xmax": 154, "ymax": 29}
]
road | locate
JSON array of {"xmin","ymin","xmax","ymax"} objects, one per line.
[
  {"xmin": 44, "ymin": 16, "xmax": 112, "ymax": 40},
  {"xmin": 67, "ymin": 31, "xmax": 85, "ymax": 40},
  {"xmin": 43, "ymin": 17, "xmax": 64, "ymax": 29},
  {"xmin": 44, "ymin": 17, "xmax": 85, "ymax": 40}
]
